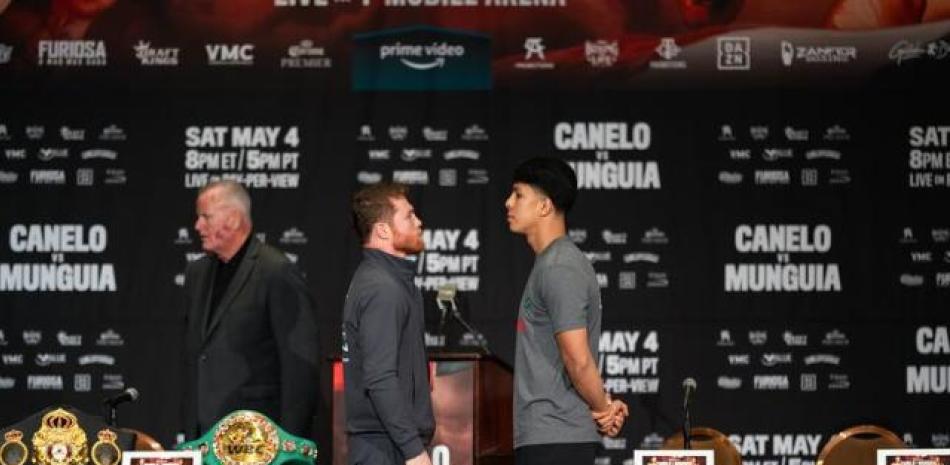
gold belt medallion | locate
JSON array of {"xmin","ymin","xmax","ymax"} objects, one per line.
[{"xmin": 30, "ymin": 409, "xmax": 88, "ymax": 465}]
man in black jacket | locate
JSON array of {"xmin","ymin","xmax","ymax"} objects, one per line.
[
  {"xmin": 343, "ymin": 183, "xmax": 435, "ymax": 465},
  {"xmin": 181, "ymin": 180, "xmax": 320, "ymax": 438}
]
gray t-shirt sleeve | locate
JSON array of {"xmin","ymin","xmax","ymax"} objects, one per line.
[{"xmin": 540, "ymin": 264, "xmax": 589, "ymax": 333}]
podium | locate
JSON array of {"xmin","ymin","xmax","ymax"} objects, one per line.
[{"xmin": 331, "ymin": 352, "xmax": 513, "ymax": 465}]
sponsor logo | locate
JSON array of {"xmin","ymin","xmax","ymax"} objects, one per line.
[
  {"xmin": 78, "ymin": 354, "xmax": 115, "ymax": 366},
  {"xmin": 828, "ymin": 373, "xmax": 850, "ymax": 390},
  {"xmin": 618, "ymin": 271, "xmax": 636, "ymax": 290},
  {"xmin": 74, "ymin": 374, "xmax": 92, "ymax": 392},
  {"xmin": 801, "ymin": 168, "xmax": 819, "ymax": 186},
  {"xmin": 353, "ymin": 26, "xmax": 491, "ymax": 91},
  {"xmin": 26, "ymin": 126, "xmax": 45, "ymax": 140},
  {"xmin": 755, "ymin": 170, "xmax": 790, "ymax": 185},
  {"xmin": 401, "ymin": 148, "xmax": 432, "ymax": 161},
  {"xmin": 719, "ymin": 171, "xmax": 743, "ymax": 184},
  {"xmin": 466, "ymin": 168, "xmax": 489, "ymax": 184},
  {"xmin": 0, "ymin": 125, "xmax": 8, "ymax": 140},
  {"xmin": 783, "ymin": 331, "xmax": 808, "ymax": 346},
  {"xmin": 438, "ymin": 168, "xmax": 457, "ymax": 187},
  {"xmin": 935, "ymin": 272, "xmax": 950, "ymax": 288},
  {"xmin": 279, "ymin": 228, "xmax": 308, "ymax": 245},
  {"xmin": 568, "ymin": 229, "xmax": 587, "ymax": 244},
  {"xmin": 763, "ymin": 148, "xmax": 793, "ymax": 161},
  {"xmin": 393, "ymin": 170, "xmax": 429, "ymax": 185},
  {"xmin": 284, "ymin": 252, "xmax": 298, "ymax": 264},
  {"xmin": 206, "ymin": 43, "xmax": 254, "ymax": 66},
  {"xmin": 281, "ymin": 39, "xmax": 331, "ymax": 68},
  {"xmin": 0, "ymin": 330, "xmax": 5, "ymax": 345},
  {"xmin": 718, "ymin": 376, "xmax": 742, "ymax": 390},
  {"xmin": 728, "ymin": 354, "xmax": 751, "ymax": 366},
  {"xmin": 2, "ymin": 354, "xmax": 24, "ymax": 365},
  {"xmin": 642, "ymin": 228, "xmax": 669, "ymax": 244},
  {"xmin": 462, "ymin": 124, "xmax": 489, "ymax": 141},
  {"xmin": 828, "ymin": 169, "xmax": 851, "ymax": 184},
  {"xmin": 932, "ymin": 434, "xmax": 950, "ymax": 448},
  {"xmin": 60, "ymin": 126, "xmax": 85, "ymax": 141},
  {"xmin": 622, "ymin": 252, "xmax": 659, "ymax": 264},
  {"xmin": 357, "ymin": 125, "xmax": 375, "ymax": 141},
  {"xmin": 717, "ymin": 330, "xmax": 735, "ymax": 347},
  {"xmin": 389, "ymin": 126, "xmax": 408, "ymax": 141},
  {"xmin": 368, "ymin": 149, "xmax": 390, "ymax": 160},
  {"xmin": 749, "ymin": 331, "xmax": 768, "ymax": 345},
  {"xmin": 38, "ymin": 148, "xmax": 69, "ymax": 161},
  {"xmin": 761, "ymin": 353, "xmax": 793, "ymax": 367},
  {"xmin": 900, "ymin": 273, "xmax": 925, "ymax": 287},
  {"xmin": 586, "ymin": 40, "xmax": 619, "ymax": 68},
  {"xmin": 804, "ymin": 354, "xmax": 841, "ymax": 366},
  {"xmin": 596, "ymin": 272, "xmax": 609, "ymax": 289},
  {"xmin": 602, "ymin": 230, "xmax": 627, "ymax": 245},
  {"xmin": 56, "ymin": 331, "xmax": 82, "ymax": 347},
  {"xmin": 99, "ymin": 125, "xmax": 127, "ymax": 141},
  {"xmin": 96, "ymin": 329, "xmax": 125, "ymax": 346},
  {"xmin": 23, "ymin": 330, "xmax": 42, "ymax": 345},
  {"xmin": 5, "ymin": 149, "xmax": 26, "ymax": 160},
  {"xmin": 38, "ymin": 40, "xmax": 107, "ymax": 66},
  {"xmin": 81, "ymin": 149, "xmax": 118, "ymax": 160},
  {"xmin": 443, "ymin": 149, "xmax": 479, "ymax": 160},
  {"xmin": 800, "ymin": 373, "xmax": 818, "ymax": 392},
  {"xmin": 516, "ymin": 37, "xmax": 555, "ymax": 69},
  {"xmin": 822, "ymin": 329, "xmax": 849, "ymax": 346},
  {"xmin": 646, "ymin": 271, "xmax": 669, "ymax": 288},
  {"xmin": 750, "ymin": 126, "xmax": 769, "ymax": 140},
  {"xmin": 357, "ymin": 171, "xmax": 382, "ymax": 184},
  {"xmin": 785, "ymin": 126, "xmax": 810, "ymax": 141},
  {"xmin": 824, "ymin": 125, "xmax": 850, "ymax": 141},
  {"xmin": 133, "ymin": 41, "xmax": 180, "ymax": 66},
  {"xmin": 911, "ymin": 251, "xmax": 933, "ymax": 263},
  {"xmin": 781, "ymin": 41, "xmax": 857, "ymax": 66},
  {"xmin": 900, "ymin": 228, "xmax": 917, "ymax": 244},
  {"xmin": 651, "ymin": 37, "xmax": 686, "ymax": 69},
  {"xmin": 601, "ymin": 437, "xmax": 627, "ymax": 451},
  {"xmin": 718, "ymin": 125, "xmax": 736, "ymax": 141},
  {"xmin": 35, "ymin": 353, "xmax": 67, "ymax": 367},
  {"xmin": 0, "ymin": 171, "xmax": 17, "ymax": 184},
  {"xmin": 584, "ymin": 251, "xmax": 612, "ymax": 264},
  {"xmin": 423, "ymin": 126, "xmax": 448, "ymax": 141},
  {"xmin": 805, "ymin": 149, "xmax": 841, "ymax": 160},
  {"xmin": 0, "ymin": 44, "xmax": 12, "ymax": 64},
  {"xmin": 729, "ymin": 149, "xmax": 751, "ymax": 160},
  {"xmin": 753, "ymin": 374, "xmax": 789, "ymax": 390},
  {"xmin": 717, "ymin": 37, "xmax": 751, "ymax": 70},
  {"xmin": 932, "ymin": 229, "xmax": 950, "ymax": 243},
  {"xmin": 76, "ymin": 168, "xmax": 94, "ymax": 187},
  {"xmin": 0, "ymin": 377, "xmax": 14, "ymax": 389},
  {"xmin": 104, "ymin": 169, "xmax": 127, "ymax": 185},
  {"xmin": 102, "ymin": 374, "xmax": 125, "ymax": 390},
  {"xmin": 889, "ymin": 39, "xmax": 950, "ymax": 65},
  {"xmin": 27, "ymin": 375, "xmax": 64, "ymax": 391},
  {"xmin": 640, "ymin": 433, "xmax": 665, "ymax": 450}
]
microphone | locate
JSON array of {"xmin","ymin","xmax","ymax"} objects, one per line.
[
  {"xmin": 436, "ymin": 284, "xmax": 457, "ymax": 334},
  {"xmin": 103, "ymin": 387, "xmax": 139, "ymax": 407},
  {"xmin": 682, "ymin": 378, "xmax": 697, "ymax": 449}
]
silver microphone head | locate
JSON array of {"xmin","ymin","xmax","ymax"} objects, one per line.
[
  {"xmin": 436, "ymin": 283, "xmax": 457, "ymax": 302},
  {"xmin": 127, "ymin": 387, "xmax": 140, "ymax": 401},
  {"xmin": 682, "ymin": 377, "xmax": 697, "ymax": 390}
]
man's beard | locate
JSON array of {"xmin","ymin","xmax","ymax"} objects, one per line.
[{"xmin": 393, "ymin": 231, "xmax": 424, "ymax": 255}]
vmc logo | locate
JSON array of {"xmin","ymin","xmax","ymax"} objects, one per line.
[{"xmin": 352, "ymin": 26, "xmax": 491, "ymax": 91}]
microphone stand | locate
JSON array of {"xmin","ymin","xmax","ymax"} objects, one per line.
[{"xmin": 447, "ymin": 299, "xmax": 492, "ymax": 356}]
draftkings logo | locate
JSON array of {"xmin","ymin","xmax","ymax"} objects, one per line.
[{"xmin": 133, "ymin": 41, "xmax": 180, "ymax": 66}]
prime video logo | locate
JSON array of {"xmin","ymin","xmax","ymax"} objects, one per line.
[{"xmin": 379, "ymin": 41, "xmax": 465, "ymax": 70}]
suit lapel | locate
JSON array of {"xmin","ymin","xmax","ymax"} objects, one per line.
[{"xmin": 203, "ymin": 239, "xmax": 260, "ymax": 342}]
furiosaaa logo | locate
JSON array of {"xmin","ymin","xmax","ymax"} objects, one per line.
[{"xmin": 353, "ymin": 26, "xmax": 491, "ymax": 91}]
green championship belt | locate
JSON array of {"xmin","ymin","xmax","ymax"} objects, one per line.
[{"xmin": 177, "ymin": 411, "xmax": 317, "ymax": 465}]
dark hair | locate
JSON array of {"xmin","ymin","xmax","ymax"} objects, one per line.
[
  {"xmin": 351, "ymin": 183, "xmax": 410, "ymax": 242},
  {"xmin": 512, "ymin": 157, "xmax": 578, "ymax": 213}
]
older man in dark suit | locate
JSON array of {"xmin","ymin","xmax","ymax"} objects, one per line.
[{"xmin": 181, "ymin": 180, "xmax": 320, "ymax": 438}]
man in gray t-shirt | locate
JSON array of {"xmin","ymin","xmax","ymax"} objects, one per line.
[{"xmin": 505, "ymin": 157, "xmax": 628, "ymax": 465}]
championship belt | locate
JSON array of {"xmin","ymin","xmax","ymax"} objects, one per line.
[
  {"xmin": 1, "ymin": 430, "xmax": 28, "ymax": 465},
  {"xmin": 89, "ymin": 430, "xmax": 121, "ymax": 465},
  {"xmin": 30, "ymin": 409, "xmax": 88, "ymax": 465},
  {"xmin": 177, "ymin": 411, "xmax": 317, "ymax": 465}
]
